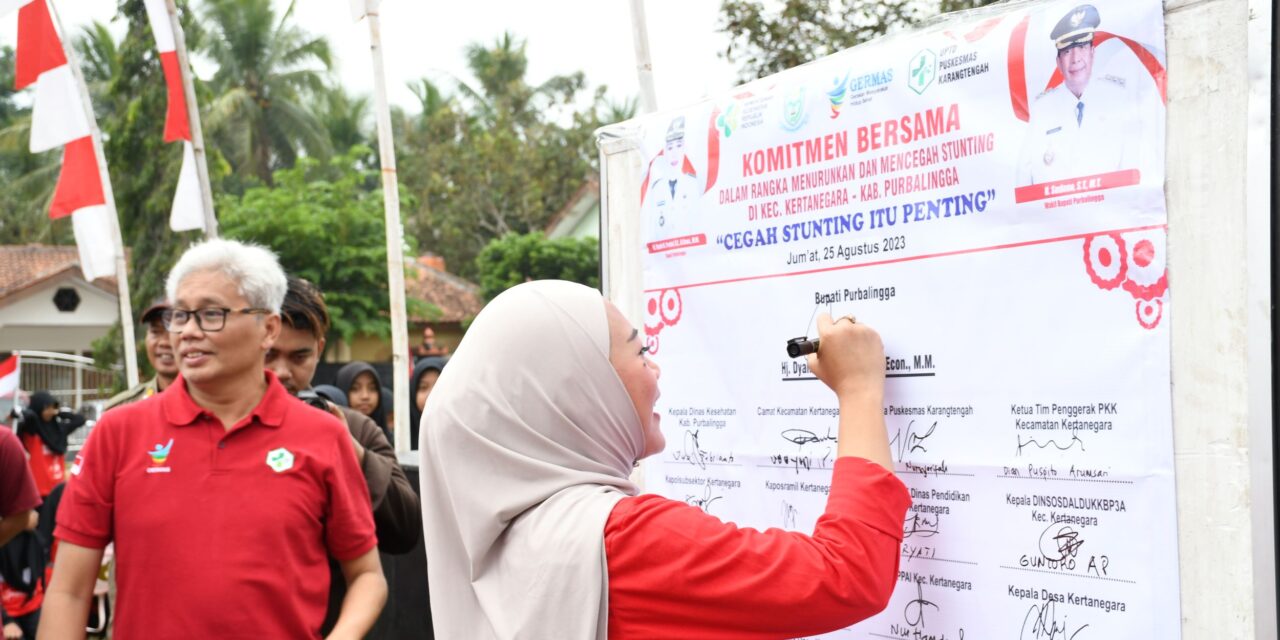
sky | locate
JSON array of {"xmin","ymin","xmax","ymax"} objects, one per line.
[{"xmin": 0, "ymin": 0, "xmax": 743, "ymax": 115}]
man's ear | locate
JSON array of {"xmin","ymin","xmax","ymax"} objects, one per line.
[{"xmin": 261, "ymin": 314, "xmax": 283, "ymax": 351}]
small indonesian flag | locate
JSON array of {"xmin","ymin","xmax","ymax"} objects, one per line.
[
  {"xmin": 141, "ymin": 0, "xmax": 207, "ymax": 232},
  {"xmin": 0, "ymin": 355, "xmax": 19, "ymax": 400},
  {"xmin": 15, "ymin": 0, "xmax": 116, "ymax": 280}
]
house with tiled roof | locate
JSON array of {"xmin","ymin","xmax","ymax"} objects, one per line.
[
  {"xmin": 0, "ymin": 244, "xmax": 120, "ymax": 353},
  {"xmin": 325, "ymin": 255, "xmax": 485, "ymax": 363}
]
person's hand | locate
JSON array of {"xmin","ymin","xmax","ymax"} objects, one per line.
[
  {"xmin": 806, "ymin": 312, "xmax": 885, "ymax": 401},
  {"xmin": 322, "ymin": 401, "xmax": 366, "ymax": 464},
  {"xmin": 4, "ymin": 621, "xmax": 23, "ymax": 639}
]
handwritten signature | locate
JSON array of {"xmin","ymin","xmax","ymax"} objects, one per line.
[
  {"xmin": 1016, "ymin": 433, "xmax": 1085, "ymax": 457},
  {"xmin": 683, "ymin": 483, "xmax": 723, "ymax": 514},
  {"xmin": 903, "ymin": 512, "xmax": 941, "ymax": 539},
  {"xmin": 891, "ymin": 420, "xmax": 938, "ymax": 461},
  {"xmin": 781, "ymin": 427, "xmax": 839, "ymax": 446},
  {"xmin": 903, "ymin": 580, "xmax": 938, "ymax": 627},
  {"xmin": 1038, "ymin": 522, "xmax": 1084, "ymax": 562},
  {"xmin": 781, "ymin": 500, "xmax": 799, "ymax": 529},
  {"xmin": 671, "ymin": 430, "xmax": 735, "ymax": 470},
  {"xmin": 1020, "ymin": 602, "xmax": 1088, "ymax": 640}
]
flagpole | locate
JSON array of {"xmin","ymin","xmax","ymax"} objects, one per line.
[
  {"xmin": 628, "ymin": 0, "xmax": 659, "ymax": 113},
  {"xmin": 363, "ymin": 5, "xmax": 412, "ymax": 453},
  {"xmin": 164, "ymin": 0, "xmax": 218, "ymax": 238},
  {"xmin": 49, "ymin": 0, "xmax": 139, "ymax": 388}
]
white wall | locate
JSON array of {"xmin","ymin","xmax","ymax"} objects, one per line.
[{"xmin": 0, "ymin": 277, "xmax": 118, "ymax": 352}]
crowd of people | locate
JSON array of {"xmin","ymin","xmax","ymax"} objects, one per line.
[{"xmin": 0, "ymin": 238, "xmax": 908, "ymax": 639}]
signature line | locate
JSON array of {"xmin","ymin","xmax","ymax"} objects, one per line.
[{"xmin": 783, "ymin": 373, "xmax": 936, "ymax": 381}]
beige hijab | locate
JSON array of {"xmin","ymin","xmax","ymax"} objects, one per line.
[{"xmin": 418, "ymin": 280, "xmax": 644, "ymax": 640}]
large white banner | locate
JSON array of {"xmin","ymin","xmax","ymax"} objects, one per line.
[{"xmin": 600, "ymin": 0, "xmax": 1176, "ymax": 637}]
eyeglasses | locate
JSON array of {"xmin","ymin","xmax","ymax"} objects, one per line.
[{"xmin": 163, "ymin": 307, "xmax": 270, "ymax": 332}]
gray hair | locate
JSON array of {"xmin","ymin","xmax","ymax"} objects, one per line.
[{"xmin": 165, "ymin": 239, "xmax": 287, "ymax": 313}]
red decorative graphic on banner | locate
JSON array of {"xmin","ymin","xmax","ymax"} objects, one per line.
[
  {"xmin": 945, "ymin": 16, "xmax": 1004, "ymax": 43},
  {"xmin": 1082, "ymin": 229, "xmax": 1167, "ymax": 329},
  {"xmin": 704, "ymin": 108, "xmax": 721, "ymax": 193},
  {"xmin": 1136, "ymin": 299, "xmax": 1163, "ymax": 329},
  {"xmin": 1007, "ymin": 15, "xmax": 1031, "ymax": 122},
  {"xmin": 1083, "ymin": 233, "xmax": 1127, "ymax": 290},
  {"xmin": 643, "ymin": 288, "xmax": 684, "ymax": 355},
  {"xmin": 647, "ymin": 234, "xmax": 706, "ymax": 255},
  {"xmin": 1014, "ymin": 169, "xmax": 1140, "ymax": 203}
]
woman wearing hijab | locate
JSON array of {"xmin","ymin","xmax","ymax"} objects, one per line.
[
  {"xmin": 17, "ymin": 391, "xmax": 86, "ymax": 497},
  {"xmin": 419, "ymin": 281, "xmax": 910, "ymax": 640},
  {"xmin": 335, "ymin": 362, "xmax": 389, "ymax": 439},
  {"xmin": 408, "ymin": 357, "xmax": 446, "ymax": 451}
]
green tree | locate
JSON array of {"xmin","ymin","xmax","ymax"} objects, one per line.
[
  {"xmin": 218, "ymin": 147, "xmax": 420, "ymax": 342},
  {"xmin": 316, "ymin": 84, "xmax": 372, "ymax": 156},
  {"xmin": 719, "ymin": 0, "xmax": 1001, "ymax": 81},
  {"xmin": 474, "ymin": 232, "xmax": 600, "ymax": 302},
  {"xmin": 199, "ymin": 0, "xmax": 333, "ymax": 186},
  {"xmin": 0, "ymin": 46, "xmax": 63, "ymax": 244},
  {"xmin": 87, "ymin": 0, "xmax": 212, "ymax": 386},
  {"xmin": 398, "ymin": 33, "xmax": 632, "ymax": 280}
]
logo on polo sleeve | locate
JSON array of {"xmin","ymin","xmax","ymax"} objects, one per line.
[
  {"xmin": 146, "ymin": 439, "xmax": 174, "ymax": 474},
  {"xmin": 266, "ymin": 447, "xmax": 295, "ymax": 473}
]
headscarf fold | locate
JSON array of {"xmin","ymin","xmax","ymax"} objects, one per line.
[
  {"xmin": 334, "ymin": 362, "xmax": 388, "ymax": 438},
  {"xmin": 419, "ymin": 280, "xmax": 644, "ymax": 640}
]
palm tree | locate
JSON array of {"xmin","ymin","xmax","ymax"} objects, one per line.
[
  {"xmin": 315, "ymin": 84, "xmax": 371, "ymax": 155},
  {"xmin": 199, "ymin": 0, "xmax": 333, "ymax": 185},
  {"xmin": 457, "ymin": 32, "xmax": 586, "ymax": 129}
]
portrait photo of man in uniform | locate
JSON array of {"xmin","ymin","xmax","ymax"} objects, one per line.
[
  {"xmin": 1015, "ymin": 4, "xmax": 1160, "ymax": 187},
  {"xmin": 641, "ymin": 115, "xmax": 702, "ymax": 242}
]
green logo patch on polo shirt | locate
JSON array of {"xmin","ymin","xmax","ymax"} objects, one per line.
[{"xmin": 266, "ymin": 447, "xmax": 295, "ymax": 473}]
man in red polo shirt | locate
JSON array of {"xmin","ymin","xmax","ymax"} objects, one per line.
[{"xmin": 40, "ymin": 239, "xmax": 387, "ymax": 639}]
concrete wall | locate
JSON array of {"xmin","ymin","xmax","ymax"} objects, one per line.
[{"xmin": 1166, "ymin": 0, "xmax": 1272, "ymax": 636}]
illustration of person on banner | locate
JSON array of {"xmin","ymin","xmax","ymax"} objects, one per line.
[
  {"xmin": 641, "ymin": 116, "xmax": 702, "ymax": 241},
  {"xmin": 1016, "ymin": 4, "xmax": 1164, "ymax": 187}
]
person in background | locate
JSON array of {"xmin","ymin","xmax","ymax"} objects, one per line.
[
  {"xmin": 265, "ymin": 275, "xmax": 422, "ymax": 633},
  {"xmin": 418, "ymin": 281, "xmax": 908, "ymax": 639},
  {"xmin": 335, "ymin": 363, "xmax": 389, "ymax": 440},
  {"xmin": 41, "ymin": 238, "xmax": 386, "ymax": 639},
  {"xmin": 381, "ymin": 386, "xmax": 395, "ymax": 438},
  {"xmin": 408, "ymin": 357, "xmax": 446, "ymax": 451},
  {"xmin": 1, "ymin": 424, "xmax": 41, "ymax": 638},
  {"xmin": 15, "ymin": 393, "xmax": 84, "ymax": 498},
  {"xmin": 0, "ymin": 427, "xmax": 39, "ymax": 550},
  {"xmin": 414, "ymin": 327, "xmax": 448, "ymax": 360},
  {"xmin": 313, "ymin": 385, "xmax": 348, "ymax": 407},
  {"xmin": 104, "ymin": 300, "xmax": 178, "ymax": 410}
]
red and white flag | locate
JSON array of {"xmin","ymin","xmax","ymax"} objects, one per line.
[
  {"xmin": 142, "ymin": 0, "xmax": 206, "ymax": 232},
  {"xmin": 15, "ymin": 0, "xmax": 116, "ymax": 280},
  {"xmin": 0, "ymin": 355, "xmax": 19, "ymax": 399}
]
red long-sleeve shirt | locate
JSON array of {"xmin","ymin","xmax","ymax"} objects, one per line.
[{"xmin": 605, "ymin": 457, "xmax": 911, "ymax": 639}]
